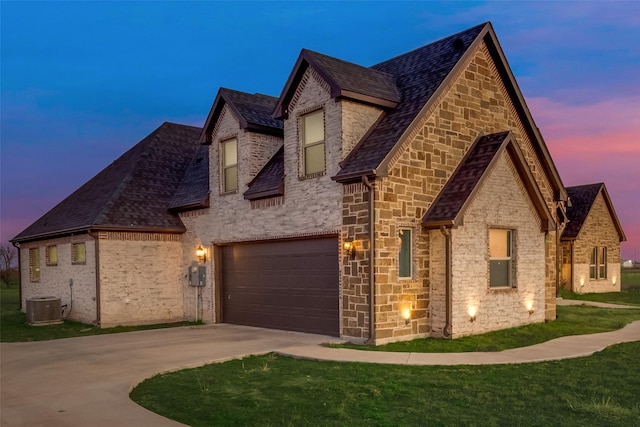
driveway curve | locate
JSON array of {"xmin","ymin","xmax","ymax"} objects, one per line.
[
  {"xmin": 2, "ymin": 311, "xmax": 639, "ymax": 426},
  {"xmin": 0, "ymin": 325, "xmax": 333, "ymax": 427}
]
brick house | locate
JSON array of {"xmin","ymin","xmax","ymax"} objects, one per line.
[
  {"xmin": 560, "ymin": 183, "xmax": 626, "ymax": 293},
  {"xmin": 12, "ymin": 22, "xmax": 625, "ymax": 342}
]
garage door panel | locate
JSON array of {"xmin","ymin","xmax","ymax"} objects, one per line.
[{"xmin": 221, "ymin": 237, "xmax": 339, "ymax": 336}]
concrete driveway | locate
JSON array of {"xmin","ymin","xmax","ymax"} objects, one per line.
[{"xmin": 0, "ymin": 324, "xmax": 333, "ymax": 427}]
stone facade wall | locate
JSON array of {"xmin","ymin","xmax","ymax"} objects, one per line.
[
  {"xmin": 449, "ymin": 154, "xmax": 546, "ymax": 337},
  {"xmin": 340, "ymin": 40, "xmax": 561, "ymax": 343},
  {"xmin": 19, "ymin": 235, "xmax": 97, "ymax": 324},
  {"xmin": 567, "ymin": 192, "xmax": 622, "ymax": 293},
  {"xmin": 98, "ymin": 232, "xmax": 185, "ymax": 327}
]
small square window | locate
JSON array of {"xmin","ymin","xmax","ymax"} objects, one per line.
[
  {"xmin": 398, "ymin": 229, "xmax": 412, "ymax": 278},
  {"xmin": 489, "ymin": 229, "xmax": 515, "ymax": 288},
  {"xmin": 46, "ymin": 246, "xmax": 58, "ymax": 266},
  {"xmin": 221, "ymin": 138, "xmax": 238, "ymax": 193},
  {"xmin": 29, "ymin": 248, "xmax": 40, "ymax": 282},
  {"xmin": 72, "ymin": 243, "xmax": 86, "ymax": 265},
  {"xmin": 301, "ymin": 110, "xmax": 325, "ymax": 176}
]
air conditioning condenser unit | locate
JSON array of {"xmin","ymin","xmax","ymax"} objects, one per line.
[{"xmin": 26, "ymin": 297, "xmax": 63, "ymax": 326}]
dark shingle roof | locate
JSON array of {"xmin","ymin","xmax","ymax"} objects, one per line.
[
  {"xmin": 169, "ymin": 143, "xmax": 210, "ymax": 211},
  {"xmin": 562, "ymin": 183, "xmax": 603, "ymax": 239},
  {"xmin": 201, "ymin": 89, "xmax": 282, "ymax": 142},
  {"xmin": 335, "ymin": 23, "xmax": 487, "ymax": 180},
  {"xmin": 562, "ymin": 183, "xmax": 626, "ymax": 241},
  {"xmin": 423, "ymin": 131, "xmax": 509, "ymax": 225},
  {"xmin": 423, "ymin": 131, "xmax": 553, "ymax": 231},
  {"xmin": 220, "ymin": 88, "xmax": 283, "ymax": 130},
  {"xmin": 13, "ymin": 122, "xmax": 202, "ymax": 242},
  {"xmin": 302, "ymin": 50, "xmax": 401, "ymax": 104},
  {"xmin": 243, "ymin": 146, "xmax": 284, "ymax": 200}
]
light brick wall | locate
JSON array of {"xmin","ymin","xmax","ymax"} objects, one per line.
[
  {"xmin": 449, "ymin": 153, "xmax": 546, "ymax": 337},
  {"xmin": 19, "ymin": 235, "xmax": 97, "ymax": 324},
  {"xmin": 179, "ymin": 209, "xmax": 215, "ymax": 323},
  {"xmin": 566, "ymin": 192, "xmax": 622, "ymax": 293},
  {"xmin": 98, "ymin": 232, "xmax": 185, "ymax": 327},
  {"xmin": 341, "ymin": 100, "xmax": 383, "ymax": 158}
]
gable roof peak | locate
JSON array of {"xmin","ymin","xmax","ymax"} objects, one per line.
[{"xmin": 200, "ymin": 87, "xmax": 283, "ymax": 143}]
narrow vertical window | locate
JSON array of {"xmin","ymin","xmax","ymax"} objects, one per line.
[
  {"xmin": 489, "ymin": 229, "xmax": 514, "ymax": 287},
  {"xmin": 599, "ymin": 247, "xmax": 607, "ymax": 279},
  {"xmin": 589, "ymin": 247, "xmax": 597, "ymax": 279},
  {"xmin": 301, "ymin": 110, "xmax": 325, "ymax": 176},
  {"xmin": 29, "ymin": 248, "xmax": 40, "ymax": 282},
  {"xmin": 72, "ymin": 243, "xmax": 86, "ymax": 265},
  {"xmin": 398, "ymin": 229, "xmax": 412, "ymax": 278},
  {"xmin": 46, "ymin": 246, "xmax": 58, "ymax": 266},
  {"xmin": 221, "ymin": 138, "xmax": 238, "ymax": 193}
]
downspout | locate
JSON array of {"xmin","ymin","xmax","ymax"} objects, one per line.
[
  {"xmin": 88, "ymin": 230, "xmax": 101, "ymax": 326},
  {"xmin": 440, "ymin": 226, "xmax": 452, "ymax": 338},
  {"xmin": 362, "ymin": 176, "xmax": 375, "ymax": 344},
  {"xmin": 11, "ymin": 242, "xmax": 21, "ymax": 311},
  {"xmin": 556, "ymin": 220, "xmax": 560, "ymax": 298},
  {"xmin": 569, "ymin": 240, "xmax": 575, "ymax": 293}
]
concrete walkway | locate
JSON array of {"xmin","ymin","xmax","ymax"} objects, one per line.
[{"xmin": 1, "ymin": 299, "xmax": 639, "ymax": 426}]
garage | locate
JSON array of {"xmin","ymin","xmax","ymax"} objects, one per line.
[{"xmin": 220, "ymin": 236, "xmax": 339, "ymax": 336}]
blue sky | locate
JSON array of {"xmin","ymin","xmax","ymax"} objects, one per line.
[{"xmin": 1, "ymin": 1, "xmax": 639, "ymax": 259}]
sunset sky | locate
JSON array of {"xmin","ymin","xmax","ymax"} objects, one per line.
[{"xmin": 1, "ymin": 1, "xmax": 639, "ymax": 260}]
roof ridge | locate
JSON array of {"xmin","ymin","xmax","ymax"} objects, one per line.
[{"xmin": 371, "ymin": 22, "xmax": 489, "ymax": 70}]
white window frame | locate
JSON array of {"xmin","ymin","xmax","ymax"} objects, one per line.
[
  {"xmin": 599, "ymin": 247, "xmax": 607, "ymax": 279},
  {"xmin": 221, "ymin": 138, "xmax": 238, "ymax": 193},
  {"xmin": 589, "ymin": 247, "xmax": 598, "ymax": 279},
  {"xmin": 489, "ymin": 228, "xmax": 515, "ymax": 288},
  {"xmin": 29, "ymin": 248, "xmax": 40, "ymax": 282},
  {"xmin": 300, "ymin": 109, "xmax": 325, "ymax": 177},
  {"xmin": 46, "ymin": 245, "xmax": 58, "ymax": 266},
  {"xmin": 398, "ymin": 228, "xmax": 413, "ymax": 279},
  {"xmin": 72, "ymin": 242, "xmax": 86, "ymax": 265}
]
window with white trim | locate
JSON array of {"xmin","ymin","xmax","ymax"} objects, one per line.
[
  {"xmin": 489, "ymin": 229, "xmax": 515, "ymax": 288},
  {"xmin": 599, "ymin": 247, "xmax": 607, "ymax": 279},
  {"xmin": 46, "ymin": 245, "xmax": 58, "ymax": 266},
  {"xmin": 398, "ymin": 228, "xmax": 412, "ymax": 279},
  {"xmin": 589, "ymin": 247, "xmax": 598, "ymax": 279},
  {"xmin": 72, "ymin": 243, "xmax": 86, "ymax": 265},
  {"xmin": 300, "ymin": 110, "xmax": 325, "ymax": 176},
  {"xmin": 221, "ymin": 138, "xmax": 238, "ymax": 193},
  {"xmin": 29, "ymin": 248, "xmax": 40, "ymax": 282}
]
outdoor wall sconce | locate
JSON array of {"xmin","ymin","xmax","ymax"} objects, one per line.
[
  {"xmin": 612, "ymin": 275, "xmax": 617, "ymax": 286},
  {"xmin": 468, "ymin": 306, "xmax": 477, "ymax": 322},
  {"xmin": 526, "ymin": 300, "xmax": 535, "ymax": 315},
  {"xmin": 579, "ymin": 276, "xmax": 585, "ymax": 287},
  {"xmin": 196, "ymin": 245, "xmax": 207, "ymax": 263},
  {"xmin": 399, "ymin": 302, "xmax": 412, "ymax": 325},
  {"xmin": 343, "ymin": 240, "xmax": 356, "ymax": 259}
]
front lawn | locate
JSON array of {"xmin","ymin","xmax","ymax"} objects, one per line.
[
  {"xmin": 337, "ymin": 305, "xmax": 640, "ymax": 353},
  {"xmin": 559, "ymin": 288, "xmax": 640, "ymax": 307},
  {"xmin": 131, "ymin": 342, "xmax": 640, "ymax": 426},
  {"xmin": 0, "ymin": 286, "xmax": 199, "ymax": 342}
]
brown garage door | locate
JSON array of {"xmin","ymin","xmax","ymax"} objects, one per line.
[{"xmin": 220, "ymin": 236, "xmax": 339, "ymax": 336}]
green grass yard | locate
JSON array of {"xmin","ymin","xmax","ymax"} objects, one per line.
[
  {"xmin": 130, "ymin": 342, "xmax": 640, "ymax": 426},
  {"xmin": 0, "ymin": 285, "xmax": 199, "ymax": 342}
]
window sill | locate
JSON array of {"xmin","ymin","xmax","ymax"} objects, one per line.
[
  {"xmin": 220, "ymin": 190, "xmax": 238, "ymax": 196},
  {"xmin": 299, "ymin": 171, "xmax": 326, "ymax": 181},
  {"xmin": 488, "ymin": 286, "xmax": 517, "ymax": 292}
]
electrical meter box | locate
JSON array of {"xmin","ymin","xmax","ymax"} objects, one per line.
[{"xmin": 188, "ymin": 262, "xmax": 207, "ymax": 287}]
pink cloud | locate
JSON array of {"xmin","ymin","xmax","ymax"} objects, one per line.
[{"xmin": 529, "ymin": 96, "xmax": 640, "ymax": 260}]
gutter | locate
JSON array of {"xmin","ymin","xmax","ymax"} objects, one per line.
[
  {"xmin": 362, "ymin": 175, "xmax": 376, "ymax": 344},
  {"xmin": 88, "ymin": 230, "xmax": 101, "ymax": 326},
  {"xmin": 440, "ymin": 226, "xmax": 452, "ymax": 338}
]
